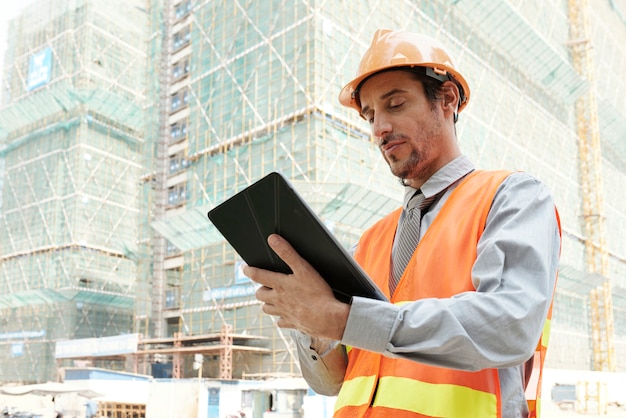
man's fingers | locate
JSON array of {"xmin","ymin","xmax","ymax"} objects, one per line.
[
  {"xmin": 259, "ymin": 306, "xmax": 296, "ymax": 329},
  {"xmin": 243, "ymin": 264, "xmax": 278, "ymax": 289},
  {"xmin": 276, "ymin": 318, "xmax": 296, "ymax": 329},
  {"xmin": 255, "ymin": 284, "xmax": 274, "ymax": 304}
]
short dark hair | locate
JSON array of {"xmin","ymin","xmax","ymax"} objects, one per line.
[{"xmin": 407, "ymin": 68, "xmax": 446, "ymax": 110}]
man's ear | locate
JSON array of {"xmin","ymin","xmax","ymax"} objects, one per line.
[{"xmin": 441, "ymin": 81, "xmax": 461, "ymax": 121}]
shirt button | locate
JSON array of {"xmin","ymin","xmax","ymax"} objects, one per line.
[{"xmin": 311, "ymin": 355, "xmax": 318, "ymax": 361}]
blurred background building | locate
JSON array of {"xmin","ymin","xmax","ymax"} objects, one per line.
[{"xmin": 0, "ymin": 0, "xmax": 624, "ymax": 408}]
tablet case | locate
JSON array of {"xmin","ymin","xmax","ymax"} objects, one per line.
[{"xmin": 207, "ymin": 172, "xmax": 387, "ymax": 303}]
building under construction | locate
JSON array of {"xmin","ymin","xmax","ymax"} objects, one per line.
[{"xmin": 0, "ymin": 0, "xmax": 625, "ymax": 396}]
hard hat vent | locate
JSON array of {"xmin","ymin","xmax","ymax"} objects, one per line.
[{"xmin": 390, "ymin": 53, "xmax": 408, "ymax": 65}]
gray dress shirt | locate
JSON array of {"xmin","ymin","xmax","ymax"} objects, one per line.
[{"xmin": 291, "ymin": 155, "xmax": 561, "ymax": 418}]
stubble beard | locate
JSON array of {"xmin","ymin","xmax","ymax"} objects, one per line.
[
  {"xmin": 389, "ymin": 149, "xmax": 422, "ymax": 181},
  {"xmin": 387, "ymin": 139, "xmax": 438, "ymax": 185},
  {"xmin": 390, "ymin": 111, "xmax": 442, "ymax": 185}
]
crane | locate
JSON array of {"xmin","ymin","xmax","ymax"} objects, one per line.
[{"xmin": 568, "ymin": 0, "xmax": 615, "ymax": 372}]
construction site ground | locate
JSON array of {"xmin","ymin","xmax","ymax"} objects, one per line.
[{"xmin": 542, "ymin": 401, "xmax": 626, "ymax": 417}]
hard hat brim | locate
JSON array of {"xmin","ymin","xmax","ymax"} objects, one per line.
[{"xmin": 338, "ymin": 63, "xmax": 470, "ymax": 114}]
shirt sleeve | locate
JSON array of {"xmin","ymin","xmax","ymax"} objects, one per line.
[
  {"xmin": 341, "ymin": 172, "xmax": 561, "ymax": 371},
  {"xmin": 290, "ymin": 330, "xmax": 347, "ymax": 396}
]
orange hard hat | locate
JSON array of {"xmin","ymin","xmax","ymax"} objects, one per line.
[{"xmin": 338, "ymin": 29, "xmax": 470, "ymax": 115}]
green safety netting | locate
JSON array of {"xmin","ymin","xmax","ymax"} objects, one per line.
[
  {"xmin": 442, "ymin": 0, "xmax": 588, "ymax": 104},
  {"xmin": 0, "ymin": 287, "xmax": 133, "ymax": 310},
  {"xmin": 0, "ymin": 85, "xmax": 144, "ymax": 141}
]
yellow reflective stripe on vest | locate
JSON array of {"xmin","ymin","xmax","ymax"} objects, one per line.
[
  {"xmin": 334, "ymin": 375, "xmax": 377, "ymax": 412},
  {"xmin": 541, "ymin": 319, "xmax": 551, "ymax": 348},
  {"xmin": 335, "ymin": 375, "xmax": 498, "ymax": 417},
  {"xmin": 537, "ymin": 396, "xmax": 542, "ymax": 417},
  {"xmin": 374, "ymin": 376, "xmax": 498, "ymax": 417}
]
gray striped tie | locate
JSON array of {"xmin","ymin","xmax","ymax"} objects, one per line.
[{"xmin": 390, "ymin": 191, "xmax": 437, "ymax": 294}]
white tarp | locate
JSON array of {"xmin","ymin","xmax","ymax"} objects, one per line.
[{"xmin": 0, "ymin": 382, "xmax": 101, "ymax": 398}]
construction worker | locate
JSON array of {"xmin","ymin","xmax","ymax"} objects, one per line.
[{"xmin": 244, "ymin": 30, "xmax": 561, "ymax": 417}]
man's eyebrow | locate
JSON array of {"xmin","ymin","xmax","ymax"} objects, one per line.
[{"xmin": 360, "ymin": 88, "xmax": 408, "ymax": 118}]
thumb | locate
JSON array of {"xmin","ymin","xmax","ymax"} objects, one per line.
[{"xmin": 267, "ymin": 234, "xmax": 309, "ymax": 273}]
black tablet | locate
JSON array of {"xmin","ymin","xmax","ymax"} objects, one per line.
[{"xmin": 207, "ymin": 172, "xmax": 387, "ymax": 303}]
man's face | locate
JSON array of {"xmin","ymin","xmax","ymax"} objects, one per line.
[{"xmin": 358, "ymin": 70, "xmax": 448, "ymax": 187}]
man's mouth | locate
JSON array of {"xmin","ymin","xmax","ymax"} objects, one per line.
[{"xmin": 380, "ymin": 136, "xmax": 405, "ymax": 155}]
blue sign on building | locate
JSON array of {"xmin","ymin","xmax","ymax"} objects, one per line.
[
  {"xmin": 27, "ymin": 47, "xmax": 53, "ymax": 91},
  {"xmin": 11, "ymin": 343, "xmax": 23, "ymax": 357}
]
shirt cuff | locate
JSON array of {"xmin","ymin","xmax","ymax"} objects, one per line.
[
  {"xmin": 341, "ymin": 296, "xmax": 397, "ymax": 353},
  {"xmin": 290, "ymin": 330, "xmax": 338, "ymax": 358}
]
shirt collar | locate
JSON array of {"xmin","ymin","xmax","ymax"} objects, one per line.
[{"xmin": 402, "ymin": 155, "xmax": 475, "ymax": 209}]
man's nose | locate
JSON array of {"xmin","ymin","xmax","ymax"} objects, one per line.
[{"xmin": 371, "ymin": 113, "xmax": 392, "ymax": 139}]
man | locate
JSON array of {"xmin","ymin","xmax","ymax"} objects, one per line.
[{"xmin": 243, "ymin": 30, "xmax": 561, "ymax": 417}]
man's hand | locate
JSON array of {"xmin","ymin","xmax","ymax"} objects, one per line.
[{"xmin": 243, "ymin": 234, "xmax": 350, "ymax": 341}]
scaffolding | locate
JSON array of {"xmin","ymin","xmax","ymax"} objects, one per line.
[
  {"xmin": 0, "ymin": 0, "xmax": 148, "ymax": 382},
  {"xmin": 0, "ymin": 0, "xmax": 626, "ymax": 384}
]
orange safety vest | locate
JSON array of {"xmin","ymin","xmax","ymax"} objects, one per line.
[{"xmin": 334, "ymin": 170, "xmax": 560, "ymax": 418}]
